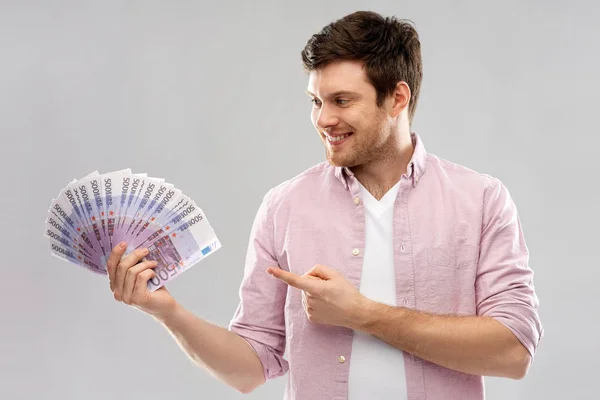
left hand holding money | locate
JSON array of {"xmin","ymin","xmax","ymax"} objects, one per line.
[{"xmin": 267, "ymin": 264, "xmax": 371, "ymax": 329}]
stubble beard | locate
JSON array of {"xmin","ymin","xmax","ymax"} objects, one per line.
[{"xmin": 325, "ymin": 120, "xmax": 392, "ymax": 169}]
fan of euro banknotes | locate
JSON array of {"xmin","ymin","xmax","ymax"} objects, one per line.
[{"xmin": 44, "ymin": 169, "xmax": 222, "ymax": 291}]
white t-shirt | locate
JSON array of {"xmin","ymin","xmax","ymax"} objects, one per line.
[{"xmin": 348, "ymin": 181, "xmax": 407, "ymax": 400}]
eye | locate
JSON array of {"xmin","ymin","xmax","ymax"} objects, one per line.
[
  {"xmin": 335, "ymin": 99, "xmax": 349, "ymax": 106},
  {"xmin": 311, "ymin": 98, "xmax": 322, "ymax": 108}
]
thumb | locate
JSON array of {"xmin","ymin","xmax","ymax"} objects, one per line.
[
  {"xmin": 306, "ymin": 264, "xmax": 337, "ymax": 280},
  {"xmin": 303, "ymin": 274, "xmax": 323, "ymax": 281}
]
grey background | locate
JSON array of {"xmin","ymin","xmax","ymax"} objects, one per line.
[{"xmin": 1, "ymin": 0, "xmax": 597, "ymax": 399}]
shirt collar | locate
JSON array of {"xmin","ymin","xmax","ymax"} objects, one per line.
[{"xmin": 334, "ymin": 131, "xmax": 427, "ymax": 190}]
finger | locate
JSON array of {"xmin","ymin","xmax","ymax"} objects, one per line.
[
  {"xmin": 107, "ymin": 242, "xmax": 127, "ymax": 291},
  {"xmin": 302, "ymin": 291, "xmax": 307, "ymax": 309},
  {"xmin": 133, "ymin": 269, "xmax": 157, "ymax": 299},
  {"xmin": 267, "ymin": 267, "xmax": 319, "ymax": 292},
  {"xmin": 302, "ymin": 291, "xmax": 315, "ymax": 311},
  {"xmin": 303, "ymin": 275, "xmax": 321, "ymax": 298},
  {"xmin": 306, "ymin": 264, "xmax": 338, "ymax": 280},
  {"xmin": 114, "ymin": 247, "xmax": 149, "ymax": 301},
  {"xmin": 301, "ymin": 274, "xmax": 323, "ymax": 280},
  {"xmin": 119, "ymin": 247, "xmax": 151, "ymax": 270},
  {"xmin": 122, "ymin": 260, "xmax": 158, "ymax": 304}
]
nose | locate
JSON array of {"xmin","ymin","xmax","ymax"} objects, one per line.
[{"xmin": 314, "ymin": 104, "xmax": 339, "ymax": 131}]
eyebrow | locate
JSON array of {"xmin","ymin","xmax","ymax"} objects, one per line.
[{"xmin": 305, "ymin": 90, "xmax": 361, "ymax": 99}]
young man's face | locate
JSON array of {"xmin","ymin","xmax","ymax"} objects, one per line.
[{"xmin": 306, "ymin": 60, "xmax": 394, "ymax": 168}]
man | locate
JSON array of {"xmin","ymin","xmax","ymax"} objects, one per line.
[{"xmin": 107, "ymin": 10, "xmax": 543, "ymax": 400}]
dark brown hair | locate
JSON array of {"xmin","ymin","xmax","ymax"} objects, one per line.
[{"xmin": 301, "ymin": 11, "xmax": 423, "ymax": 124}]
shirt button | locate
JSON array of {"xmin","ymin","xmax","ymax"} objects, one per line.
[
  {"xmin": 338, "ymin": 355, "xmax": 346, "ymax": 364},
  {"xmin": 352, "ymin": 248, "xmax": 360, "ymax": 256},
  {"xmin": 400, "ymin": 244, "xmax": 405, "ymax": 252},
  {"xmin": 353, "ymin": 196, "xmax": 360, "ymax": 205}
]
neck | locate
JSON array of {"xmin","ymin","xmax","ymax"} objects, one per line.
[{"xmin": 350, "ymin": 132, "xmax": 414, "ymax": 200}]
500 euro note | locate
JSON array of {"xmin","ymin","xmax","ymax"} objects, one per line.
[{"xmin": 123, "ymin": 208, "xmax": 221, "ymax": 291}]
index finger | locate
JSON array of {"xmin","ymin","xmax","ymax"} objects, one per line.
[
  {"xmin": 107, "ymin": 242, "xmax": 127, "ymax": 287},
  {"xmin": 267, "ymin": 267, "xmax": 321, "ymax": 293}
]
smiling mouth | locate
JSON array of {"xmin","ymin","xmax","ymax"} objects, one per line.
[{"xmin": 324, "ymin": 132, "xmax": 353, "ymax": 143}]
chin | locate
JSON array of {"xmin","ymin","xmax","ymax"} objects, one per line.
[
  {"xmin": 323, "ymin": 142, "xmax": 362, "ymax": 168},
  {"xmin": 325, "ymin": 154, "xmax": 358, "ymax": 168}
]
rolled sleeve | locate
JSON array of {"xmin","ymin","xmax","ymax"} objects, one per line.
[
  {"xmin": 475, "ymin": 177, "xmax": 544, "ymax": 358},
  {"xmin": 228, "ymin": 189, "xmax": 289, "ymax": 381}
]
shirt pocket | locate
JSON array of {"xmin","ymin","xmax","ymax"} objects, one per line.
[
  {"xmin": 426, "ymin": 244, "xmax": 479, "ymax": 314},
  {"xmin": 427, "ymin": 244, "xmax": 480, "ymax": 269}
]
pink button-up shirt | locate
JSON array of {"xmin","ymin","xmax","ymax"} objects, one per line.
[{"xmin": 228, "ymin": 133, "xmax": 543, "ymax": 400}]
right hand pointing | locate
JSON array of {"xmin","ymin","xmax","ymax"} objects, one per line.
[{"xmin": 107, "ymin": 242, "xmax": 176, "ymax": 320}]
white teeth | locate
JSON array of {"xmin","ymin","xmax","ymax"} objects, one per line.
[{"xmin": 326, "ymin": 133, "xmax": 350, "ymax": 142}]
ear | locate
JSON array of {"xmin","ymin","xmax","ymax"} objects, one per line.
[{"xmin": 390, "ymin": 81, "xmax": 411, "ymax": 119}]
